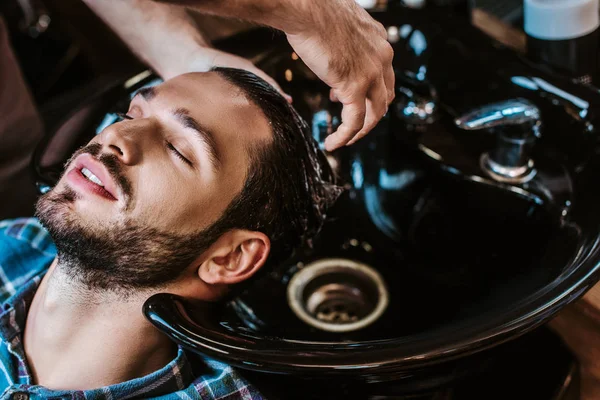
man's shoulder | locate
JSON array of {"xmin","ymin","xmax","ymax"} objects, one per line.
[
  {"xmin": 189, "ymin": 357, "xmax": 265, "ymax": 399},
  {"xmin": 149, "ymin": 355, "xmax": 265, "ymax": 400},
  {"xmin": 0, "ymin": 218, "xmax": 55, "ymax": 300},
  {"xmin": 0, "ymin": 218, "xmax": 55, "ymax": 256}
]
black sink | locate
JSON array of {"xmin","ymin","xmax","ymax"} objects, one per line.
[{"xmin": 143, "ymin": 5, "xmax": 600, "ymax": 394}]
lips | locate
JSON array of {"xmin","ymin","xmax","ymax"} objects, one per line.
[{"xmin": 70, "ymin": 153, "xmax": 120, "ymax": 200}]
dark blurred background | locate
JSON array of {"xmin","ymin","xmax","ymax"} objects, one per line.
[{"xmin": 0, "ymin": 0, "xmax": 257, "ymax": 106}]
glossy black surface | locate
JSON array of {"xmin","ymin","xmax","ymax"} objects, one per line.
[
  {"xmin": 236, "ymin": 325, "xmax": 575, "ymax": 399},
  {"xmin": 527, "ymin": 29, "xmax": 600, "ymax": 83},
  {"xmin": 142, "ymin": 4, "xmax": 600, "ymax": 386}
]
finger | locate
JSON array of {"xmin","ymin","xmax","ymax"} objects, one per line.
[
  {"xmin": 383, "ymin": 51, "xmax": 395, "ymax": 105},
  {"xmin": 269, "ymin": 80, "xmax": 293, "ymax": 103},
  {"xmin": 346, "ymin": 77, "xmax": 388, "ymax": 146},
  {"xmin": 253, "ymin": 68, "xmax": 292, "ymax": 102},
  {"xmin": 384, "ymin": 66, "xmax": 395, "ymax": 105},
  {"xmin": 330, "ymin": 89, "xmax": 339, "ymax": 102},
  {"xmin": 324, "ymin": 98, "xmax": 366, "ymax": 151}
]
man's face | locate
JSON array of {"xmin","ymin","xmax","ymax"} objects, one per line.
[{"xmin": 36, "ymin": 72, "xmax": 272, "ymax": 292}]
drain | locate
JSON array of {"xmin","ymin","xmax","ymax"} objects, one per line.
[{"xmin": 287, "ymin": 258, "xmax": 389, "ymax": 333}]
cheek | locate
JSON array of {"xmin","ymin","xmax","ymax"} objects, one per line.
[{"xmin": 129, "ymin": 163, "xmax": 216, "ymax": 231}]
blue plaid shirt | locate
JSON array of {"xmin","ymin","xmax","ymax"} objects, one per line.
[{"xmin": 0, "ymin": 218, "xmax": 264, "ymax": 400}]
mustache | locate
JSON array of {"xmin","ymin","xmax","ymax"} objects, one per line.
[{"xmin": 66, "ymin": 143, "xmax": 133, "ymax": 202}]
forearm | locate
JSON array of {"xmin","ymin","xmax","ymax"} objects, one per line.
[
  {"xmin": 82, "ymin": 0, "xmax": 211, "ymax": 79},
  {"xmin": 154, "ymin": 0, "xmax": 320, "ymax": 34}
]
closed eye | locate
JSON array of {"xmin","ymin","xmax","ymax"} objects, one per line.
[
  {"xmin": 116, "ymin": 113, "xmax": 193, "ymax": 167},
  {"xmin": 116, "ymin": 112, "xmax": 133, "ymax": 121},
  {"xmin": 167, "ymin": 142, "xmax": 193, "ymax": 166}
]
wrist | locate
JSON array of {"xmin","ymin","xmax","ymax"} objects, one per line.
[{"xmin": 158, "ymin": 42, "xmax": 215, "ymax": 80}]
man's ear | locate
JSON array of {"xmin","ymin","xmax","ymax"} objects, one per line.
[{"xmin": 198, "ymin": 230, "xmax": 270, "ymax": 285}]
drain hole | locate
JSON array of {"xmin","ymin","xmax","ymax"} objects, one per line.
[
  {"xmin": 287, "ymin": 258, "xmax": 389, "ymax": 333},
  {"xmin": 306, "ymin": 282, "xmax": 373, "ymax": 322}
]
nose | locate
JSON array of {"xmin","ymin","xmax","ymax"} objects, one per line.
[{"xmin": 98, "ymin": 119, "xmax": 151, "ymax": 165}]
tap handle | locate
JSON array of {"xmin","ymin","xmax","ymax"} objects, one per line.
[{"xmin": 454, "ymin": 98, "xmax": 540, "ymax": 130}]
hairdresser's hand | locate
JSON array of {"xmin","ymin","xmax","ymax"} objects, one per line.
[
  {"xmin": 184, "ymin": 47, "xmax": 292, "ymax": 102},
  {"xmin": 286, "ymin": 1, "xmax": 394, "ymax": 151}
]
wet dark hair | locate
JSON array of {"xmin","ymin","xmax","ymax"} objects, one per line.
[{"xmin": 201, "ymin": 67, "xmax": 342, "ymax": 274}]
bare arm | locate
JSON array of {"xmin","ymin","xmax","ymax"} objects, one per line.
[
  {"xmin": 153, "ymin": 0, "xmax": 318, "ymax": 34},
  {"xmin": 82, "ymin": 0, "xmax": 286, "ymax": 93},
  {"xmin": 157, "ymin": 0, "xmax": 395, "ymax": 151}
]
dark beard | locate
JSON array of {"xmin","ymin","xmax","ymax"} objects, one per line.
[{"xmin": 35, "ymin": 145, "xmax": 213, "ymax": 294}]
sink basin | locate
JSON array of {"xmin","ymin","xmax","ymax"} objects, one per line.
[{"xmin": 143, "ymin": 5, "xmax": 600, "ymax": 392}]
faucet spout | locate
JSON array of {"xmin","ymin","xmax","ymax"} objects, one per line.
[{"xmin": 455, "ymin": 98, "xmax": 542, "ymax": 184}]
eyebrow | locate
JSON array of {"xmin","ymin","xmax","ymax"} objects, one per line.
[
  {"xmin": 172, "ymin": 108, "xmax": 221, "ymax": 170},
  {"xmin": 135, "ymin": 86, "xmax": 157, "ymax": 101}
]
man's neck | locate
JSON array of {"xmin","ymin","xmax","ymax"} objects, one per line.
[{"xmin": 23, "ymin": 258, "xmax": 178, "ymax": 390}]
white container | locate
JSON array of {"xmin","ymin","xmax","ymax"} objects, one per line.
[{"xmin": 524, "ymin": 0, "xmax": 599, "ymax": 40}]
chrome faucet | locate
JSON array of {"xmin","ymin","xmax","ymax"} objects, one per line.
[{"xmin": 454, "ymin": 98, "xmax": 541, "ymax": 184}]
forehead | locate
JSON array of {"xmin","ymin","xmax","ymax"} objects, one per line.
[{"xmin": 145, "ymin": 71, "xmax": 273, "ymax": 162}]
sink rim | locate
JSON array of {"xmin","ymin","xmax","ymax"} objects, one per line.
[{"xmin": 143, "ymin": 238, "xmax": 600, "ymax": 378}]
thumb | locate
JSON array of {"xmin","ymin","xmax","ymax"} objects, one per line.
[{"xmin": 253, "ymin": 68, "xmax": 293, "ymax": 103}]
